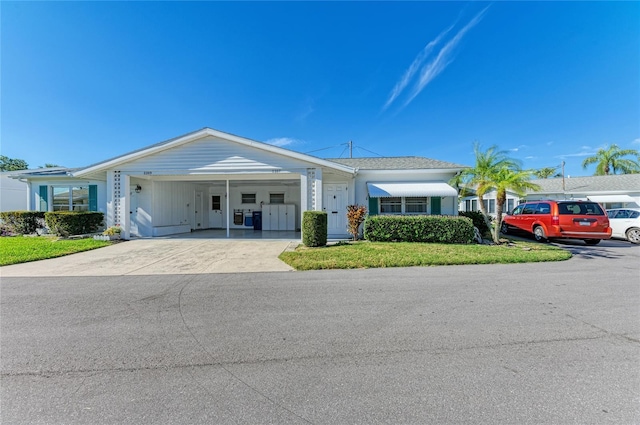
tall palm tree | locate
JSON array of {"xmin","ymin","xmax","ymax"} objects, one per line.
[
  {"xmin": 582, "ymin": 144, "xmax": 640, "ymax": 175},
  {"xmin": 492, "ymin": 168, "xmax": 540, "ymax": 242},
  {"xmin": 533, "ymin": 166, "xmax": 561, "ymax": 179},
  {"xmin": 453, "ymin": 143, "xmax": 536, "ymax": 243}
]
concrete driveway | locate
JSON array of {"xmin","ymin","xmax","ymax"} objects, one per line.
[{"xmin": 0, "ymin": 234, "xmax": 298, "ymax": 277}]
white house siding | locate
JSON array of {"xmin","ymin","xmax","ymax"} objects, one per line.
[
  {"xmin": 118, "ymin": 135, "xmax": 320, "ymax": 175},
  {"xmin": 353, "ymin": 171, "xmax": 459, "ymax": 216},
  {"xmin": 1, "ymin": 174, "xmax": 28, "ymax": 211}
]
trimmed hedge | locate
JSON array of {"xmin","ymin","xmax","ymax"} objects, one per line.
[
  {"xmin": 302, "ymin": 211, "xmax": 327, "ymax": 247},
  {"xmin": 458, "ymin": 211, "xmax": 491, "ymax": 237},
  {"xmin": 0, "ymin": 211, "xmax": 46, "ymax": 234},
  {"xmin": 44, "ymin": 211, "xmax": 104, "ymax": 236},
  {"xmin": 363, "ymin": 215, "xmax": 474, "ymax": 244}
]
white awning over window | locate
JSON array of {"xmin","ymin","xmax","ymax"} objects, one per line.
[
  {"xmin": 587, "ymin": 195, "xmax": 636, "ymax": 204},
  {"xmin": 367, "ymin": 182, "xmax": 458, "ymax": 198}
]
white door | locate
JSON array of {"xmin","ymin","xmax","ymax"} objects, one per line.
[
  {"xmin": 129, "ymin": 187, "xmax": 139, "ymax": 236},
  {"xmin": 323, "ymin": 184, "xmax": 348, "ymax": 235},
  {"xmin": 194, "ymin": 191, "xmax": 204, "ymax": 230},
  {"xmin": 210, "ymin": 194, "xmax": 223, "ymax": 228}
]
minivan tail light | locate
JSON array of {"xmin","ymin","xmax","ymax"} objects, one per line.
[{"xmin": 551, "ymin": 215, "xmax": 559, "ymax": 225}]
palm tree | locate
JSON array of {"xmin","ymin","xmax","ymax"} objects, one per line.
[
  {"xmin": 533, "ymin": 166, "xmax": 561, "ymax": 179},
  {"xmin": 582, "ymin": 144, "xmax": 640, "ymax": 175},
  {"xmin": 492, "ymin": 168, "xmax": 540, "ymax": 242},
  {"xmin": 453, "ymin": 143, "xmax": 536, "ymax": 243}
]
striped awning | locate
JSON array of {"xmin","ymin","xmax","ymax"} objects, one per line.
[{"xmin": 367, "ymin": 182, "xmax": 458, "ymax": 198}]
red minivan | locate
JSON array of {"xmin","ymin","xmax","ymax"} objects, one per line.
[{"xmin": 501, "ymin": 200, "xmax": 612, "ymax": 245}]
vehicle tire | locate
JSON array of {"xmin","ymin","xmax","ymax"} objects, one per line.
[
  {"xmin": 626, "ymin": 227, "xmax": 640, "ymax": 244},
  {"xmin": 533, "ymin": 226, "xmax": 547, "ymax": 242},
  {"xmin": 500, "ymin": 222, "xmax": 509, "ymax": 235},
  {"xmin": 584, "ymin": 239, "xmax": 601, "ymax": 245}
]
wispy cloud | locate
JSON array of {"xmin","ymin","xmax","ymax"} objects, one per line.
[
  {"xmin": 405, "ymin": 7, "xmax": 489, "ymax": 107},
  {"xmin": 632, "ymin": 138, "xmax": 640, "ymax": 145},
  {"xmin": 265, "ymin": 137, "xmax": 303, "ymax": 148},
  {"xmin": 385, "ymin": 5, "xmax": 489, "ymax": 110},
  {"xmin": 382, "ymin": 24, "xmax": 455, "ymax": 111}
]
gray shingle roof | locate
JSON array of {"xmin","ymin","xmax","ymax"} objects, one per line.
[
  {"xmin": 7, "ymin": 167, "xmax": 80, "ymax": 178},
  {"xmin": 326, "ymin": 156, "xmax": 467, "ymax": 170},
  {"xmin": 529, "ymin": 174, "xmax": 640, "ymax": 194}
]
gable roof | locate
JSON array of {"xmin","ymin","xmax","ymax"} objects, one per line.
[
  {"xmin": 326, "ymin": 156, "xmax": 467, "ymax": 170},
  {"xmin": 530, "ymin": 174, "xmax": 640, "ymax": 194},
  {"xmin": 73, "ymin": 127, "xmax": 356, "ymax": 177}
]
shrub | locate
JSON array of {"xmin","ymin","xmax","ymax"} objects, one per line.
[
  {"xmin": 302, "ymin": 211, "xmax": 327, "ymax": 247},
  {"xmin": 44, "ymin": 211, "xmax": 104, "ymax": 237},
  {"xmin": 0, "ymin": 211, "xmax": 46, "ymax": 235},
  {"xmin": 363, "ymin": 215, "xmax": 474, "ymax": 244},
  {"xmin": 346, "ymin": 204, "xmax": 367, "ymax": 241},
  {"xmin": 458, "ymin": 211, "xmax": 491, "ymax": 237},
  {"xmin": 103, "ymin": 226, "xmax": 122, "ymax": 236}
]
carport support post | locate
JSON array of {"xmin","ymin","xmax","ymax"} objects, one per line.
[
  {"xmin": 121, "ymin": 174, "xmax": 131, "ymax": 240},
  {"xmin": 226, "ymin": 179, "xmax": 230, "ymax": 238}
]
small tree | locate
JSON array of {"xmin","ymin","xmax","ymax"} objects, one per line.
[{"xmin": 346, "ymin": 204, "xmax": 367, "ymax": 241}]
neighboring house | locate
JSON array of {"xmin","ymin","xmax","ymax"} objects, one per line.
[
  {"xmin": 460, "ymin": 174, "xmax": 640, "ymax": 215},
  {"xmin": 1, "ymin": 171, "xmax": 28, "ymax": 212},
  {"xmin": 11, "ymin": 128, "xmax": 466, "ymax": 239}
]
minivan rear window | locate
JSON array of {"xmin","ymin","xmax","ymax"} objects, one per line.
[{"xmin": 558, "ymin": 202, "xmax": 605, "ymax": 215}]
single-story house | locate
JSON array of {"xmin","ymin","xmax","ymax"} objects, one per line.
[
  {"xmin": 1, "ymin": 171, "xmax": 28, "ymax": 212},
  {"xmin": 460, "ymin": 174, "xmax": 640, "ymax": 215},
  {"xmin": 11, "ymin": 128, "xmax": 466, "ymax": 239}
]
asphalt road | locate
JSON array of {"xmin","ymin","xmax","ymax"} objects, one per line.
[{"xmin": 1, "ymin": 240, "xmax": 639, "ymax": 424}]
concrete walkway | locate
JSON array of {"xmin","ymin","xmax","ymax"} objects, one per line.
[{"xmin": 1, "ymin": 235, "xmax": 298, "ymax": 277}]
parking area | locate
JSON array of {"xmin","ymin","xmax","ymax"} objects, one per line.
[{"xmin": 0, "ymin": 230, "xmax": 300, "ymax": 277}]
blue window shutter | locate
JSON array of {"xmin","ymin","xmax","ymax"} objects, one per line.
[
  {"xmin": 88, "ymin": 185, "xmax": 98, "ymax": 211},
  {"xmin": 39, "ymin": 186, "xmax": 48, "ymax": 211},
  {"xmin": 368, "ymin": 197, "xmax": 378, "ymax": 216},
  {"xmin": 431, "ymin": 197, "xmax": 441, "ymax": 215}
]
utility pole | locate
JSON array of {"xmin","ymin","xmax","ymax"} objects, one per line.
[{"xmin": 349, "ymin": 140, "xmax": 353, "ymax": 158}]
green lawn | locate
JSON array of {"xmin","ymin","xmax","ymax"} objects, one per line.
[
  {"xmin": 0, "ymin": 236, "xmax": 111, "ymax": 266},
  {"xmin": 279, "ymin": 240, "xmax": 572, "ymax": 270}
]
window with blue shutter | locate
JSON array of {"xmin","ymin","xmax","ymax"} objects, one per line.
[{"xmin": 88, "ymin": 185, "xmax": 98, "ymax": 211}]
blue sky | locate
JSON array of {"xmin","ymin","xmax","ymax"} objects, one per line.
[{"xmin": 2, "ymin": 1, "xmax": 639, "ymax": 178}]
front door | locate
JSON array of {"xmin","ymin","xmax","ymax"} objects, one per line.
[
  {"xmin": 210, "ymin": 194, "xmax": 223, "ymax": 228},
  {"xmin": 194, "ymin": 191, "xmax": 204, "ymax": 230},
  {"xmin": 129, "ymin": 186, "xmax": 139, "ymax": 236},
  {"xmin": 323, "ymin": 184, "xmax": 348, "ymax": 235}
]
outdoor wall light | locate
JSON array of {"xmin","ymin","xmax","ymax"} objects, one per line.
[{"xmin": 134, "ymin": 184, "xmax": 142, "ymax": 193}]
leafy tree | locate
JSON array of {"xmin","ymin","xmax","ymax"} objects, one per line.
[
  {"xmin": 39, "ymin": 163, "xmax": 63, "ymax": 168},
  {"xmin": 0, "ymin": 155, "xmax": 28, "ymax": 171},
  {"xmin": 533, "ymin": 166, "xmax": 561, "ymax": 179},
  {"xmin": 581, "ymin": 144, "xmax": 640, "ymax": 175},
  {"xmin": 452, "ymin": 143, "xmax": 539, "ymax": 243}
]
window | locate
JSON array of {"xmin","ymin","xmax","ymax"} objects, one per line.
[
  {"xmin": 471, "ymin": 200, "xmax": 478, "ymax": 212},
  {"xmin": 465, "ymin": 200, "xmax": 471, "ymax": 211},
  {"xmin": 379, "ymin": 197, "xmax": 428, "ymax": 214},
  {"xmin": 52, "ymin": 186, "xmax": 90, "ymax": 211},
  {"xmin": 405, "ymin": 197, "xmax": 428, "ymax": 214},
  {"xmin": 211, "ymin": 195, "xmax": 221, "ymax": 211},
  {"xmin": 241, "ymin": 193, "xmax": 256, "ymax": 204},
  {"xmin": 507, "ymin": 199, "xmax": 514, "ymax": 213},
  {"xmin": 270, "ymin": 193, "xmax": 285, "ymax": 204},
  {"xmin": 522, "ymin": 203, "xmax": 537, "ymax": 214},
  {"xmin": 380, "ymin": 197, "xmax": 402, "ymax": 214},
  {"xmin": 488, "ymin": 199, "xmax": 495, "ymax": 214}
]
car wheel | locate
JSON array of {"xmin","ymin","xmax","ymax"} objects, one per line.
[
  {"xmin": 533, "ymin": 226, "xmax": 547, "ymax": 242},
  {"xmin": 500, "ymin": 222, "xmax": 509, "ymax": 235},
  {"xmin": 626, "ymin": 227, "xmax": 640, "ymax": 244},
  {"xmin": 584, "ymin": 239, "xmax": 601, "ymax": 245}
]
